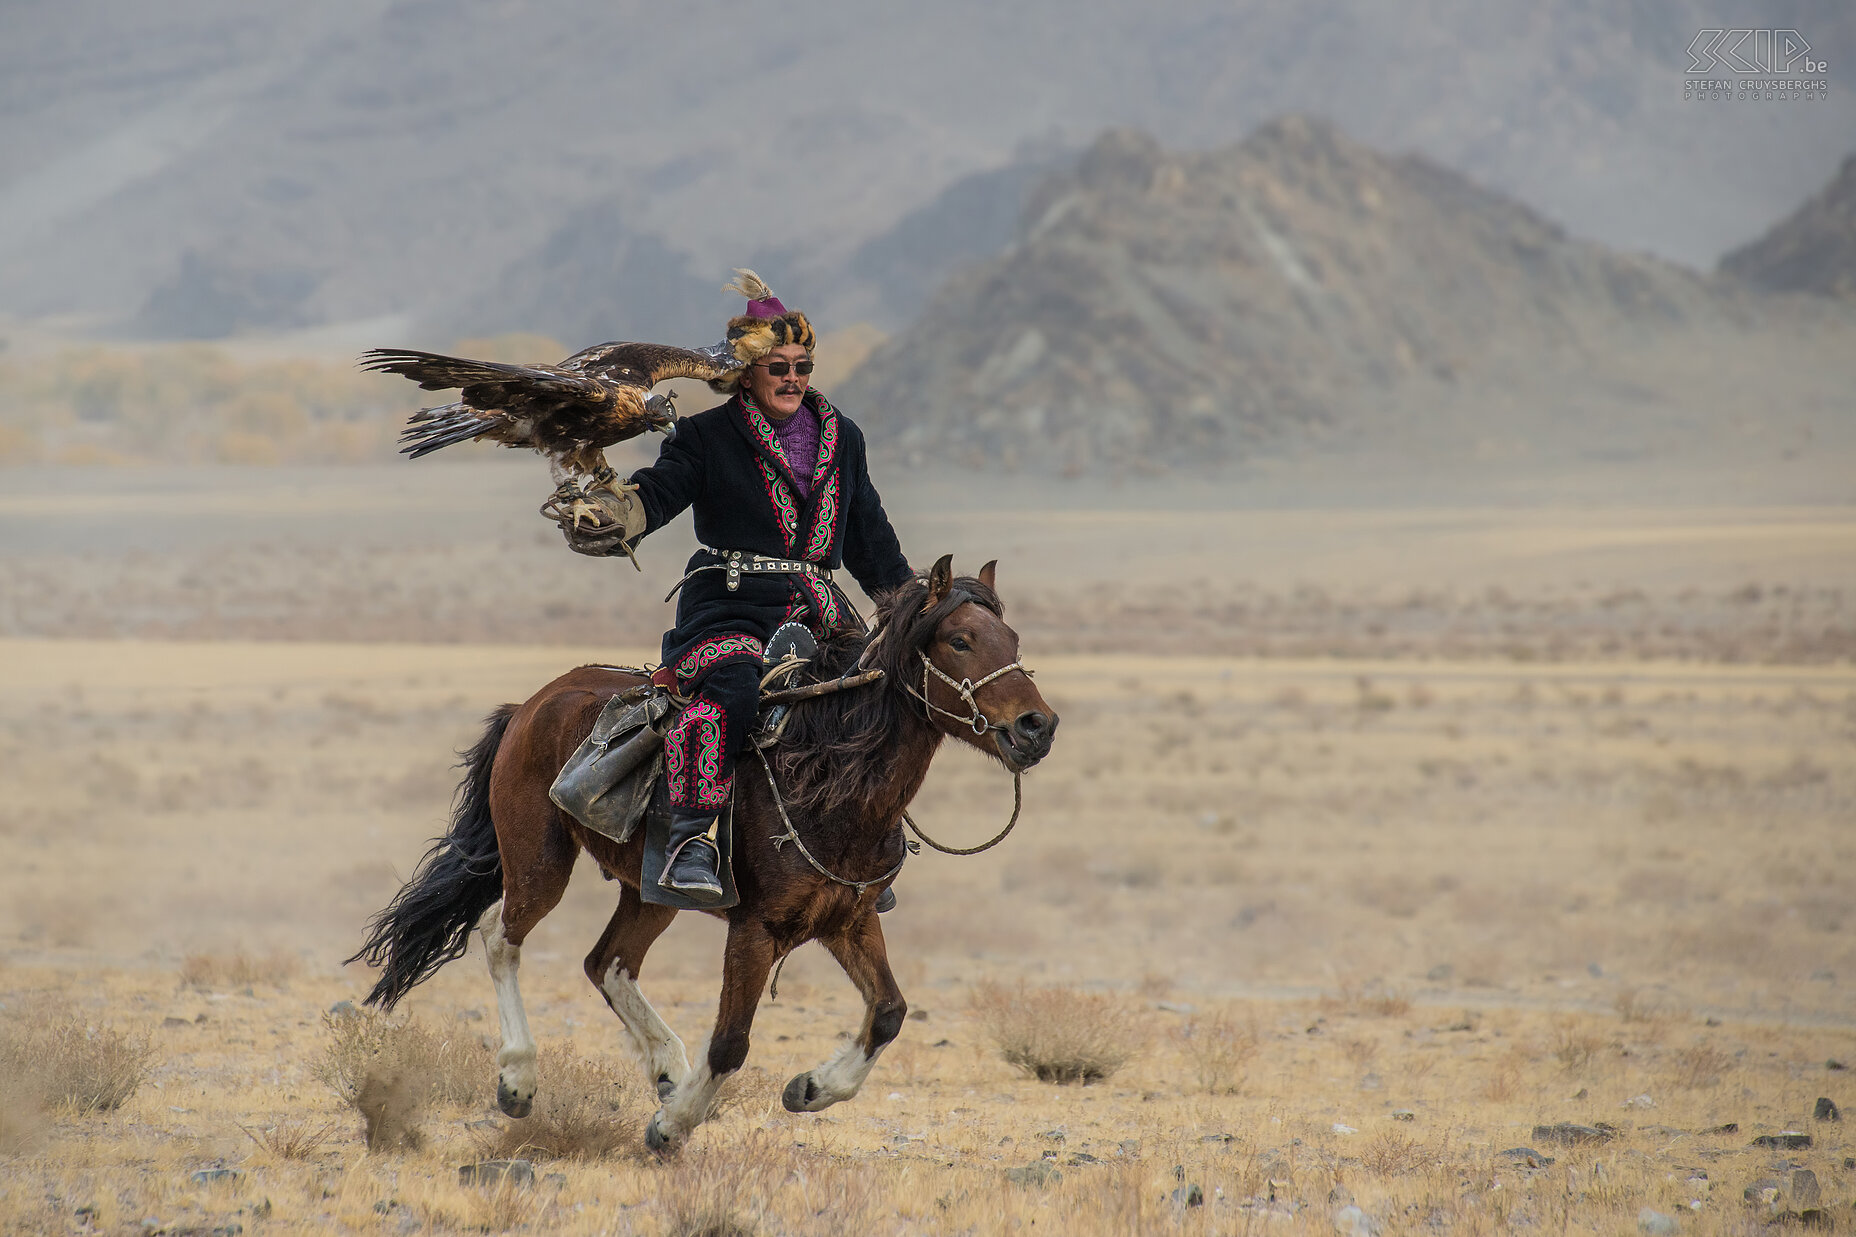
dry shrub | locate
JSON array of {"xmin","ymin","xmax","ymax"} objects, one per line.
[
  {"xmin": 180, "ymin": 951, "xmax": 301, "ymax": 989},
  {"xmin": 470, "ymin": 1182, "xmax": 536, "ymax": 1234},
  {"xmin": 1483, "ymin": 1048, "xmax": 1527, "ymax": 1102},
  {"xmin": 971, "ymin": 981, "xmax": 1144, "ymax": 1084},
  {"xmin": 1613, "ymin": 987, "xmax": 1663, "ymax": 1024},
  {"xmin": 705, "ymin": 1065, "xmax": 773, "ymax": 1124},
  {"xmin": 485, "ymin": 1042, "xmax": 642, "ymax": 1161},
  {"xmin": 1551, "ymin": 1018, "xmax": 1604, "ymax": 1071},
  {"xmin": 1342, "ymin": 1036, "xmax": 1379, "ymax": 1069},
  {"xmin": 1322, "ymin": 980, "xmax": 1412, "ymax": 1018},
  {"xmin": 1361, "ymin": 1129, "xmax": 1426, "ymax": 1176},
  {"xmin": 433, "ymin": 1179, "xmax": 537, "ymax": 1234},
  {"xmin": 1669, "ymin": 1043, "xmax": 1732, "ymax": 1089},
  {"xmin": 0, "ymin": 1002, "xmax": 153, "ymax": 1113},
  {"xmin": 656, "ymin": 1132, "xmax": 785, "ymax": 1237},
  {"xmin": 1174, "ymin": 1012, "xmax": 1259, "ymax": 1094},
  {"xmin": 314, "ymin": 1008, "xmax": 493, "ymax": 1150},
  {"xmin": 238, "ymin": 1116, "xmax": 336, "ymax": 1160}
]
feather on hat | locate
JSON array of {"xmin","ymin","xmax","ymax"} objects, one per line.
[{"xmin": 711, "ymin": 269, "xmax": 815, "ymax": 391}]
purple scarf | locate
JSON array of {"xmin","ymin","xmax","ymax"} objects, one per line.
[{"xmin": 746, "ymin": 395, "xmax": 820, "ymax": 498}]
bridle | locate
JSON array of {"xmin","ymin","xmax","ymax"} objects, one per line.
[
  {"xmin": 905, "ymin": 650, "xmax": 1033, "ymax": 737},
  {"xmin": 896, "ymin": 622, "xmax": 1035, "ymax": 857},
  {"xmin": 770, "ymin": 590, "xmax": 1038, "ymax": 882}
]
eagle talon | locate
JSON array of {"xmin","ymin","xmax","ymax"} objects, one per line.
[{"xmin": 569, "ymin": 498, "xmax": 610, "ymax": 531}]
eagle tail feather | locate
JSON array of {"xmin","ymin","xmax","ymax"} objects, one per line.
[{"xmin": 399, "ymin": 403, "xmax": 496, "ymax": 458}]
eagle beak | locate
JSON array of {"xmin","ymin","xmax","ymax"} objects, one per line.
[{"xmin": 647, "ymin": 391, "xmax": 679, "ymax": 435}]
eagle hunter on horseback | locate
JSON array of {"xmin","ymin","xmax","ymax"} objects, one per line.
[{"xmin": 349, "ymin": 273, "xmax": 1058, "ymax": 1150}]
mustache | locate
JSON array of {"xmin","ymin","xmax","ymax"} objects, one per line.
[{"xmin": 776, "ymin": 385, "xmax": 803, "ymax": 395}]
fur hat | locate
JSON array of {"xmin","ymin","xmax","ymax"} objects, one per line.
[{"xmin": 712, "ymin": 269, "xmax": 815, "ymax": 392}]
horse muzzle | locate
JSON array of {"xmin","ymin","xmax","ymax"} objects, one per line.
[{"xmin": 993, "ymin": 709, "xmax": 1057, "ymax": 770}]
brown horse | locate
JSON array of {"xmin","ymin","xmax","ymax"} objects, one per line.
[{"xmin": 347, "ymin": 555, "xmax": 1056, "ymax": 1150}]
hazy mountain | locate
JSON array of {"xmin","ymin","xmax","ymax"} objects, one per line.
[
  {"xmin": 1, "ymin": 0, "xmax": 1853, "ymax": 342},
  {"xmin": 1720, "ymin": 154, "xmax": 1856, "ymax": 299},
  {"xmin": 839, "ymin": 118, "xmax": 1852, "ymax": 475}
]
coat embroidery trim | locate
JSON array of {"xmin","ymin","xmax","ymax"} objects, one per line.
[
  {"xmin": 674, "ymin": 634, "xmax": 764, "ymax": 685},
  {"xmin": 664, "ymin": 697, "xmax": 731, "ymax": 810},
  {"xmin": 737, "ymin": 394, "xmax": 843, "ymax": 564},
  {"xmin": 803, "ymin": 469, "xmax": 841, "ymax": 561},
  {"xmin": 793, "ymin": 574, "xmax": 842, "ymax": 632},
  {"xmin": 754, "ymin": 458, "xmax": 800, "ymax": 552}
]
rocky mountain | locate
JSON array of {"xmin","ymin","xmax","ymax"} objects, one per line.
[
  {"xmin": 2, "ymin": 0, "xmax": 1853, "ymax": 342},
  {"xmin": 1720, "ymin": 154, "xmax": 1856, "ymax": 299},
  {"xmin": 839, "ymin": 117, "xmax": 1793, "ymax": 473}
]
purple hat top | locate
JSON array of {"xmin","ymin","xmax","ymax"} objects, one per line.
[{"xmin": 724, "ymin": 269, "xmax": 788, "ymax": 319}]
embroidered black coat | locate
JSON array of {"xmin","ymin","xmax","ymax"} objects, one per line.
[{"xmin": 628, "ymin": 391, "xmax": 912, "ymax": 676}]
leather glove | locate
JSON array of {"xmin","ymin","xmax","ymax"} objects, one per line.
[{"xmin": 545, "ymin": 481, "xmax": 646, "ymax": 566}]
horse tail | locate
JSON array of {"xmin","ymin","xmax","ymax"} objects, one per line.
[{"xmin": 348, "ymin": 704, "xmax": 516, "ymax": 1010}]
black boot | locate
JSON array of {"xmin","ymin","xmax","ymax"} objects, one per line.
[
  {"xmin": 662, "ymin": 812, "xmax": 724, "ymax": 903},
  {"xmin": 874, "ymin": 887, "xmax": 897, "ymax": 914}
]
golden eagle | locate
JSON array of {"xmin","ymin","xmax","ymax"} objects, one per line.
[{"xmin": 361, "ymin": 338, "xmax": 743, "ymax": 527}]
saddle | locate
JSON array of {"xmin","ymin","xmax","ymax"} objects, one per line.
[{"xmin": 548, "ymin": 624, "xmax": 821, "ymax": 910}]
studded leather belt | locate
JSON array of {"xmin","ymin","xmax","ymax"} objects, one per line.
[{"xmin": 663, "ymin": 547, "xmax": 832, "ymax": 601}]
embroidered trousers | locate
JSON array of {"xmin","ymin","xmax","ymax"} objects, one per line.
[{"xmin": 663, "ymin": 645, "xmax": 763, "ymax": 814}]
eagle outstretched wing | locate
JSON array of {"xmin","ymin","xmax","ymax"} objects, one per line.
[
  {"xmin": 560, "ymin": 340, "xmax": 744, "ymax": 387},
  {"xmin": 361, "ymin": 340, "xmax": 740, "ymax": 461}
]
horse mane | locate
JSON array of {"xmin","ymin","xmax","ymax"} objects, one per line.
[{"xmin": 772, "ymin": 572, "xmax": 1003, "ymax": 816}]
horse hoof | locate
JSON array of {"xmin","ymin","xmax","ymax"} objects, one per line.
[
  {"xmin": 781, "ymin": 1072, "xmax": 821, "ymax": 1113},
  {"xmin": 656, "ymin": 1074, "xmax": 676, "ymax": 1101},
  {"xmin": 496, "ymin": 1083, "xmax": 533, "ymax": 1119},
  {"xmin": 645, "ymin": 1111, "xmax": 675, "ymax": 1153}
]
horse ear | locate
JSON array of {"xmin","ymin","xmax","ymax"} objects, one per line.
[
  {"xmin": 923, "ymin": 554, "xmax": 953, "ymax": 611},
  {"xmin": 978, "ymin": 559, "xmax": 997, "ymax": 591}
]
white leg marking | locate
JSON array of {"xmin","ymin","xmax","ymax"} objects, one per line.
[
  {"xmin": 806, "ymin": 1035, "xmax": 886, "ymax": 1106},
  {"xmin": 599, "ymin": 958, "xmax": 689, "ymax": 1088},
  {"xmin": 479, "ymin": 902, "xmax": 537, "ymax": 1110},
  {"xmin": 656, "ymin": 1042, "xmax": 728, "ymax": 1143}
]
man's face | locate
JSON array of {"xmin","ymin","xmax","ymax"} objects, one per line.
[{"xmin": 744, "ymin": 342, "xmax": 811, "ymax": 420}]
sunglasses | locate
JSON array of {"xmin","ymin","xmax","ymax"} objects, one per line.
[{"xmin": 755, "ymin": 360, "xmax": 814, "ymax": 377}]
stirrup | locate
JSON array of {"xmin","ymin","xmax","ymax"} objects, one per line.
[{"xmin": 661, "ymin": 835, "xmax": 724, "ymax": 902}]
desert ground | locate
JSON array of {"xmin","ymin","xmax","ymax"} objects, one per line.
[{"xmin": 2, "ymin": 464, "xmax": 1853, "ymax": 1235}]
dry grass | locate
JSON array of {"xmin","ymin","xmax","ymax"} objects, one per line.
[
  {"xmin": 1360, "ymin": 1129, "xmax": 1427, "ymax": 1176},
  {"xmin": 655, "ymin": 1133, "xmax": 786, "ymax": 1237},
  {"xmin": 1668, "ymin": 1041, "xmax": 1733, "ymax": 1089},
  {"xmin": 180, "ymin": 950, "xmax": 302, "ymax": 988},
  {"xmin": 238, "ymin": 1115, "xmax": 338, "ymax": 1160},
  {"xmin": 1, "ymin": 583, "xmax": 1852, "ymax": 1234},
  {"xmin": 0, "ymin": 1000, "xmax": 153, "ymax": 1113},
  {"xmin": 314, "ymin": 1008, "xmax": 494, "ymax": 1149},
  {"xmin": 1613, "ymin": 986, "xmax": 1665, "ymax": 1024},
  {"xmin": 1550, "ymin": 1017, "xmax": 1605, "ymax": 1070},
  {"xmin": 484, "ymin": 1042, "xmax": 642, "ymax": 1161},
  {"xmin": 1482, "ymin": 1046, "xmax": 1528, "ymax": 1103},
  {"xmin": 1323, "ymin": 981, "xmax": 1413, "ymax": 1018},
  {"xmin": 1174, "ymin": 1012, "xmax": 1259, "ymax": 1094},
  {"xmin": 970, "ymin": 982, "xmax": 1144, "ymax": 1084},
  {"xmin": 0, "ymin": 344, "xmax": 414, "ymax": 466}
]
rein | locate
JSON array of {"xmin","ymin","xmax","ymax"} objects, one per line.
[
  {"xmin": 760, "ymin": 618, "xmax": 1037, "ymax": 887},
  {"xmin": 902, "ymin": 774, "xmax": 1022, "ymax": 856},
  {"xmin": 897, "ymin": 645, "xmax": 1034, "ymax": 856},
  {"xmin": 758, "ymin": 748, "xmax": 905, "ymax": 895}
]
